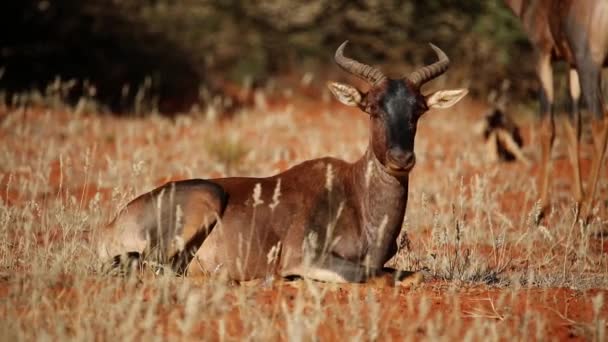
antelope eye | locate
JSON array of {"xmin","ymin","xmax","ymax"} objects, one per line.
[{"xmin": 366, "ymin": 104, "xmax": 380, "ymax": 116}]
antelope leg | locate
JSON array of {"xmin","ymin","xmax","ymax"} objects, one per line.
[
  {"xmin": 564, "ymin": 68, "xmax": 584, "ymax": 208},
  {"xmin": 536, "ymin": 53, "xmax": 556, "ymax": 224},
  {"xmin": 582, "ymin": 117, "xmax": 608, "ymax": 221}
]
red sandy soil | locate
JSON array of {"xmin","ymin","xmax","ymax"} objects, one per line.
[{"xmin": 0, "ymin": 276, "xmax": 605, "ymax": 340}]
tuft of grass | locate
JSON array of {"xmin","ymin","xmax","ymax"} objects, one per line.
[{"xmin": 206, "ymin": 134, "xmax": 249, "ymax": 175}]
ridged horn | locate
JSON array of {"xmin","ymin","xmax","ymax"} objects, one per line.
[
  {"xmin": 406, "ymin": 43, "xmax": 450, "ymax": 88},
  {"xmin": 334, "ymin": 41, "xmax": 386, "ymax": 85}
]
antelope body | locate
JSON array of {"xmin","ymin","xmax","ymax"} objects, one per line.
[
  {"xmin": 505, "ymin": 0, "xmax": 608, "ymax": 221},
  {"xmin": 98, "ymin": 42, "xmax": 467, "ymax": 283}
]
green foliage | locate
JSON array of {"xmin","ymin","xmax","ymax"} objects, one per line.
[
  {"xmin": 473, "ymin": 1, "xmax": 530, "ymax": 66},
  {"xmin": 206, "ymin": 135, "xmax": 249, "ymax": 174}
]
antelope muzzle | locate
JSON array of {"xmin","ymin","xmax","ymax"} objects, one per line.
[{"xmin": 385, "ymin": 148, "xmax": 416, "ymax": 175}]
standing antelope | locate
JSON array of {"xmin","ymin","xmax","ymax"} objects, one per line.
[
  {"xmin": 98, "ymin": 41, "xmax": 467, "ymax": 283},
  {"xmin": 505, "ymin": 0, "xmax": 608, "ymax": 222}
]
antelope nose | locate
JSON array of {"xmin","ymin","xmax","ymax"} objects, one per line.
[{"xmin": 386, "ymin": 149, "xmax": 416, "ymax": 172}]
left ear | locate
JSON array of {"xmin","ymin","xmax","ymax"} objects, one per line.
[
  {"xmin": 425, "ymin": 88, "xmax": 468, "ymax": 109},
  {"xmin": 327, "ymin": 81, "xmax": 363, "ymax": 107}
]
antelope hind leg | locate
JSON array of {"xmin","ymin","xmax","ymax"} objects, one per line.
[
  {"xmin": 98, "ymin": 180, "xmax": 227, "ymax": 275},
  {"xmin": 536, "ymin": 116, "xmax": 556, "ymax": 224},
  {"xmin": 582, "ymin": 117, "xmax": 608, "ymax": 221},
  {"xmin": 535, "ymin": 53, "xmax": 555, "ymax": 224},
  {"xmin": 564, "ymin": 68, "xmax": 584, "ymax": 208},
  {"xmin": 562, "ymin": 118, "xmax": 584, "ymax": 215}
]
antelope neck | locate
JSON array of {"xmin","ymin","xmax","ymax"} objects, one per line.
[
  {"xmin": 356, "ymin": 148, "xmax": 408, "ymax": 189},
  {"xmin": 351, "ymin": 148, "xmax": 408, "ymax": 263}
]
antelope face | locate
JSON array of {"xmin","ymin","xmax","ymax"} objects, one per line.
[
  {"xmin": 328, "ymin": 41, "xmax": 468, "ymax": 177},
  {"xmin": 366, "ymin": 79, "xmax": 425, "ymax": 175}
]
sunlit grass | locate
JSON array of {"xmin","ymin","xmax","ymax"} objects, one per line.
[{"xmin": 0, "ymin": 85, "xmax": 606, "ymax": 340}]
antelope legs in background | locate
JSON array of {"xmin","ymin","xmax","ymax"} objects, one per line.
[
  {"xmin": 536, "ymin": 54, "xmax": 555, "ymax": 223},
  {"xmin": 563, "ymin": 68, "xmax": 583, "ymax": 216},
  {"xmin": 534, "ymin": 62, "xmax": 606, "ymax": 224},
  {"xmin": 577, "ymin": 58, "xmax": 607, "ymax": 222},
  {"xmin": 504, "ymin": 0, "xmax": 608, "ymax": 224},
  {"xmin": 582, "ymin": 116, "xmax": 608, "ymax": 220}
]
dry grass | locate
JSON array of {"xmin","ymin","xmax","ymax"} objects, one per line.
[{"xmin": 0, "ymin": 83, "xmax": 607, "ymax": 341}]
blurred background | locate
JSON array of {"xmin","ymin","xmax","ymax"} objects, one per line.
[{"xmin": 0, "ymin": 0, "xmax": 540, "ymax": 114}]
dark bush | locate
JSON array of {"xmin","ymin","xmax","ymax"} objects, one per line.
[{"xmin": 0, "ymin": 0, "xmax": 535, "ymax": 113}]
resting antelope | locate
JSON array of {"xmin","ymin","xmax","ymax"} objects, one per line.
[
  {"xmin": 97, "ymin": 41, "xmax": 467, "ymax": 283},
  {"xmin": 505, "ymin": 0, "xmax": 608, "ymax": 222}
]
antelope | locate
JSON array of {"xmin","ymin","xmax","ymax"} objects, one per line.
[
  {"xmin": 504, "ymin": 0, "xmax": 608, "ymax": 222},
  {"xmin": 97, "ymin": 41, "xmax": 467, "ymax": 284}
]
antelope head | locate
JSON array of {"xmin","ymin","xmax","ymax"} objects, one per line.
[{"xmin": 328, "ymin": 41, "xmax": 468, "ymax": 176}]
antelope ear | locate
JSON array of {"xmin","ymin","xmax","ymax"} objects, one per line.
[
  {"xmin": 327, "ymin": 82, "xmax": 362, "ymax": 107},
  {"xmin": 425, "ymin": 88, "xmax": 468, "ymax": 109}
]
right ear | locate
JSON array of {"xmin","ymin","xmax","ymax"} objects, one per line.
[
  {"xmin": 425, "ymin": 88, "xmax": 468, "ymax": 109},
  {"xmin": 327, "ymin": 82, "xmax": 363, "ymax": 107}
]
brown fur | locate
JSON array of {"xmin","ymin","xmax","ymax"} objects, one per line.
[
  {"xmin": 505, "ymin": 0, "xmax": 608, "ymax": 222},
  {"xmin": 99, "ymin": 44, "xmax": 467, "ymax": 284}
]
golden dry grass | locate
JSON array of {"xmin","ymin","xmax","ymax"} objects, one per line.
[{"xmin": 0, "ymin": 82, "xmax": 607, "ymax": 340}]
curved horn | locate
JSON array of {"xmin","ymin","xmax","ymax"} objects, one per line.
[
  {"xmin": 406, "ymin": 43, "xmax": 450, "ymax": 88},
  {"xmin": 334, "ymin": 41, "xmax": 386, "ymax": 85}
]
